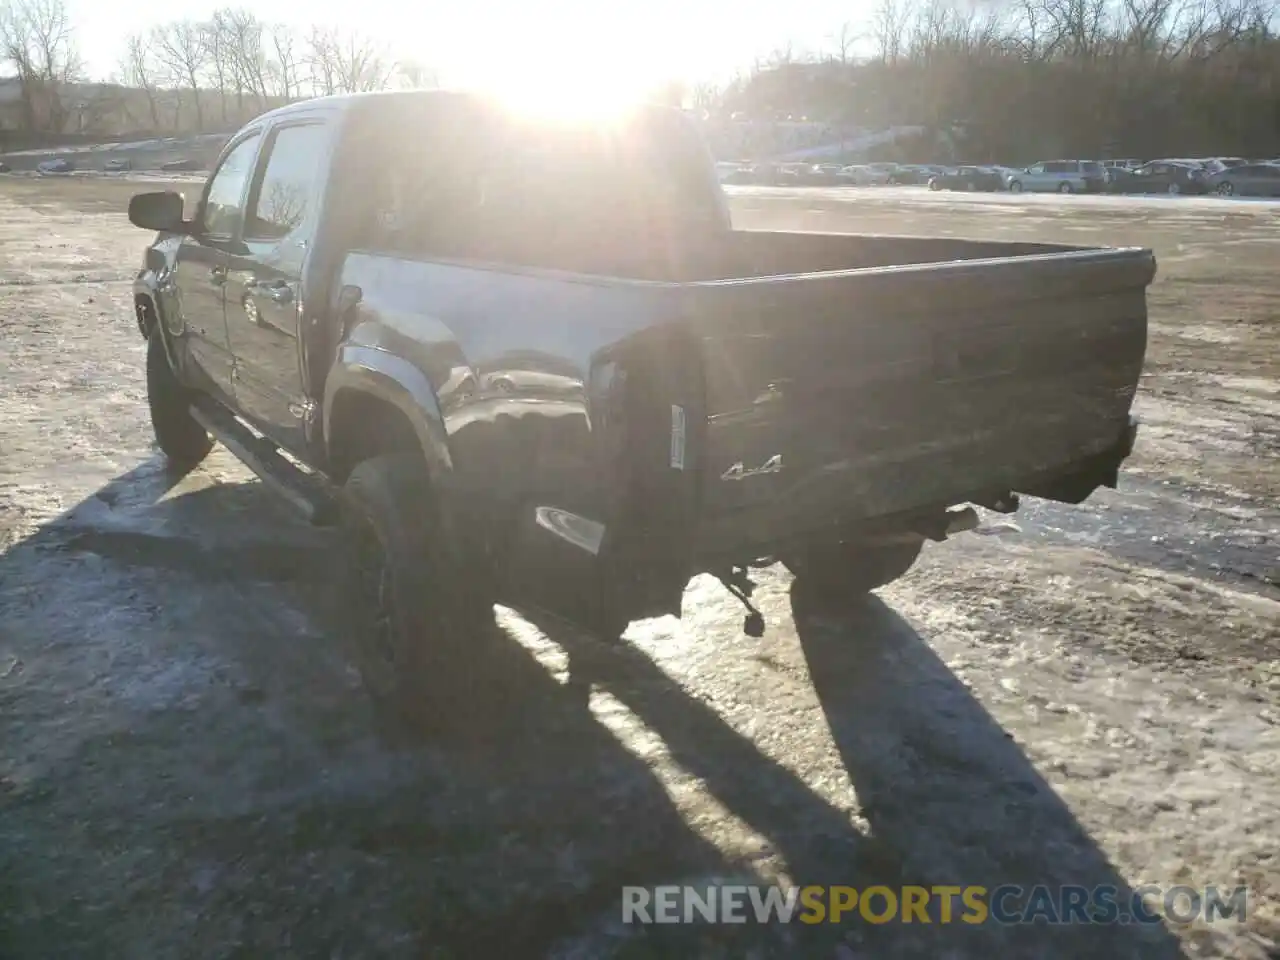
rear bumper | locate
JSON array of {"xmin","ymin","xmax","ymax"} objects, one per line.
[
  {"xmin": 1019, "ymin": 413, "xmax": 1138, "ymax": 503},
  {"xmin": 693, "ymin": 414, "xmax": 1141, "ymax": 565}
]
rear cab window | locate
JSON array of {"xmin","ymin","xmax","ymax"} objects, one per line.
[{"xmin": 348, "ymin": 95, "xmax": 729, "ymax": 278}]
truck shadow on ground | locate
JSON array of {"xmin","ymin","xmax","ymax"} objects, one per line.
[
  {"xmin": 789, "ymin": 579, "xmax": 1189, "ymax": 956},
  {"xmin": 0, "ymin": 459, "xmax": 1186, "ymax": 958}
]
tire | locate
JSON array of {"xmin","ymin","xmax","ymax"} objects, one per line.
[
  {"xmin": 146, "ymin": 331, "xmax": 213, "ymax": 468},
  {"xmin": 1167, "ymin": 182, "xmax": 1181, "ymax": 195},
  {"xmin": 1009, "ymin": 180, "xmax": 1023, "ymax": 193},
  {"xmin": 928, "ymin": 179, "xmax": 941, "ymax": 191},
  {"xmin": 1058, "ymin": 181, "xmax": 1073, "ymax": 194},
  {"xmin": 338, "ymin": 453, "xmax": 489, "ymax": 735},
  {"xmin": 1217, "ymin": 181, "xmax": 1234, "ymax": 196},
  {"xmin": 783, "ymin": 537, "xmax": 924, "ymax": 601}
]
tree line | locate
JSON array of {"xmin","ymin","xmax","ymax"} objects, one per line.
[
  {"xmin": 711, "ymin": 0, "xmax": 1280, "ymax": 159},
  {"xmin": 2, "ymin": 0, "xmax": 1278, "ymax": 157},
  {"xmin": 0, "ymin": 0, "xmax": 436, "ymax": 135}
]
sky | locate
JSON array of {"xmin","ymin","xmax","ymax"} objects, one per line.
[{"xmin": 70, "ymin": 0, "xmax": 872, "ymax": 91}]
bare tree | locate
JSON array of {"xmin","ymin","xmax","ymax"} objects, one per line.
[
  {"xmin": 871, "ymin": 0, "xmax": 913, "ymax": 62},
  {"xmin": 268, "ymin": 23, "xmax": 300, "ymax": 100},
  {"xmin": 217, "ymin": 7, "xmax": 269, "ymax": 110},
  {"xmin": 305, "ymin": 26, "xmax": 393, "ymax": 95},
  {"xmin": 201, "ymin": 15, "xmax": 232, "ymax": 123},
  {"xmin": 0, "ymin": 0, "xmax": 83, "ymax": 131},
  {"xmin": 395, "ymin": 58, "xmax": 438, "ymax": 89},
  {"xmin": 153, "ymin": 20, "xmax": 208, "ymax": 130},
  {"xmin": 828, "ymin": 21, "xmax": 859, "ymax": 63},
  {"xmin": 118, "ymin": 32, "xmax": 161, "ymax": 129}
]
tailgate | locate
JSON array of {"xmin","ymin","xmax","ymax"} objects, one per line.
[{"xmin": 685, "ymin": 247, "xmax": 1154, "ymax": 532}]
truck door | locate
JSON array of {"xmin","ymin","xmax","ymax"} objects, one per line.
[
  {"xmin": 168, "ymin": 131, "xmax": 262, "ymax": 402},
  {"xmin": 222, "ymin": 119, "xmax": 331, "ymax": 455}
]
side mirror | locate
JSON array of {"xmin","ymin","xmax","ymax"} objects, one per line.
[{"xmin": 128, "ymin": 191, "xmax": 188, "ymax": 233}]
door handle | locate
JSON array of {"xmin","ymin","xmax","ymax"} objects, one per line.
[{"xmin": 249, "ymin": 280, "xmax": 294, "ymax": 305}]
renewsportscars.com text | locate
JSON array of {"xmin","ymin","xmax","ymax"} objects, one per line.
[{"xmin": 622, "ymin": 884, "xmax": 1249, "ymax": 926}]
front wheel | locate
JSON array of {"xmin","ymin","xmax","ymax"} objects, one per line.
[
  {"xmin": 146, "ymin": 331, "xmax": 213, "ymax": 469},
  {"xmin": 1008, "ymin": 180, "xmax": 1023, "ymax": 193},
  {"xmin": 1058, "ymin": 181, "xmax": 1073, "ymax": 194},
  {"xmin": 1217, "ymin": 181, "xmax": 1234, "ymax": 196},
  {"xmin": 783, "ymin": 538, "xmax": 924, "ymax": 601},
  {"xmin": 1167, "ymin": 182, "xmax": 1181, "ymax": 195}
]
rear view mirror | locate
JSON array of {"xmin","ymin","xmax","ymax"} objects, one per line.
[{"xmin": 128, "ymin": 191, "xmax": 187, "ymax": 233}]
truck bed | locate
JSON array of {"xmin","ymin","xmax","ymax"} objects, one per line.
[
  {"xmin": 668, "ymin": 231, "xmax": 1155, "ymax": 551},
  {"xmin": 336, "ymin": 227, "xmax": 1153, "ymax": 565},
  {"xmin": 682, "ymin": 230, "xmax": 1084, "ymax": 280}
]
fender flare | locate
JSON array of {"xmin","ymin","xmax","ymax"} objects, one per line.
[
  {"xmin": 132, "ymin": 282, "xmax": 179, "ymax": 370},
  {"xmin": 322, "ymin": 343, "xmax": 454, "ymax": 483}
]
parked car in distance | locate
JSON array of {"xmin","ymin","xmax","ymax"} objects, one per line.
[
  {"xmin": 928, "ymin": 165, "xmax": 1005, "ymax": 192},
  {"xmin": 1006, "ymin": 160, "xmax": 1106, "ymax": 194},
  {"xmin": 802, "ymin": 163, "xmax": 847, "ymax": 186},
  {"xmin": 126, "ymin": 89, "xmax": 1153, "ymax": 729},
  {"xmin": 720, "ymin": 163, "xmax": 767, "ymax": 185},
  {"xmin": 104, "ymin": 157, "xmax": 133, "ymax": 172},
  {"xmin": 842, "ymin": 162, "xmax": 898, "ymax": 186},
  {"xmin": 36, "ymin": 158, "xmax": 74, "ymax": 174},
  {"xmin": 1109, "ymin": 160, "xmax": 1209, "ymax": 195},
  {"xmin": 1205, "ymin": 162, "xmax": 1280, "ymax": 197},
  {"xmin": 887, "ymin": 165, "xmax": 931, "ymax": 184}
]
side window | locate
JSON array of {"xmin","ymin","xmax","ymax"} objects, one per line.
[
  {"xmin": 201, "ymin": 134, "xmax": 260, "ymax": 237},
  {"xmin": 245, "ymin": 123, "xmax": 328, "ymax": 241},
  {"xmin": 1028, "ymin": 164, "xmax": 1045, "ymax": 174}
]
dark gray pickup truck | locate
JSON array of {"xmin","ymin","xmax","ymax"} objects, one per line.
[{"xmin": 129, "ymin": 90, "xmax": 1154, "ymax": 726}]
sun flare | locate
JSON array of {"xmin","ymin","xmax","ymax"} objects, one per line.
[{"xmin": 473, "ymin": 46, "xmax": 667, "ymax": 122}]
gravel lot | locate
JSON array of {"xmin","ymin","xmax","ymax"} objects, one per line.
[{"xmin": 0, "ymin": 178, "xmax": 1276, "ymax": 959}]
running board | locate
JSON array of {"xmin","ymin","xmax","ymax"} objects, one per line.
[{"xmin": 189, "ymin": 400, "xmax": 338, "ymax": 526}]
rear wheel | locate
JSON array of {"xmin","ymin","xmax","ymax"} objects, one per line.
[
  {"xmin": 1167, "ymin": 181, "xmax": 1181, "ymax": 195},
  {"xmin": 783, "ymin": 538, "xmax": 924, "ymax": 601},
  {"xmin": 146, "ymin": 331, "xmax": 213, "ymax": 468},
  {"xmin": 339, "ymin": 453, "xmax": 490, "ymax": 736},
  {"xmin": 1217, "ymin": 181, "xmax": 1234, "ymax": 196},
  {"xmin": 1058, "ymin": 181, "xmax": 1073, "ymax": 194}
]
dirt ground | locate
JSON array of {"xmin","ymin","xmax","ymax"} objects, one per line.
[{"xmin": 0, "ymin": 177, "xmax": 1276, "ymax": 959}]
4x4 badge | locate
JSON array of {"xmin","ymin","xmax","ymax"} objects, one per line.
[{"xmin": 721, "ymin": 454, "xmax": 783, "ymax": 481}]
